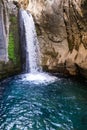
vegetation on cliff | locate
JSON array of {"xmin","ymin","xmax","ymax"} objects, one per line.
[{"xmin": 8, "ymin": 32, "xmax": 16, "ymax": 63}]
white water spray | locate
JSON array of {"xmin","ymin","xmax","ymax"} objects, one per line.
[{"xmin": 21, "ymin": 10, "xmax": 41, "ymax": 73}]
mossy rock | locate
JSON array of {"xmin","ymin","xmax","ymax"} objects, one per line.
[
  {"xmin": 8, "ymin": 32, "xmax": 16, "ymax": 63},
  {"xmin": 8, "ymin": 14, "xmax": 21, "ymax": 66},
  {"xmin": 10, "ymin": 15, "xmax": 17, "ymax": 24}
]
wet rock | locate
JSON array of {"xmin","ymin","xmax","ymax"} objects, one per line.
[
  {"xmin": 76, "ymin": 63, "xmax": 87, "ymax": 79},
  {"xmin": 27, "ymin": 0, "xmax": 87, "ymax": 77}
]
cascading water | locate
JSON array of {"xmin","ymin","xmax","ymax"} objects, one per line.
[
  {"xmin": 21, "ymin": 9, "xmax": 41, "ymax": 73},
  {"xmin": 19, "ymin": 9, "xmax": 57, "ymax": 84}
]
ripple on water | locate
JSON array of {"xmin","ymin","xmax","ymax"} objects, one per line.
[{"xmin": 0, "ymin": 74, "xmax": 87, "ymax": 130}]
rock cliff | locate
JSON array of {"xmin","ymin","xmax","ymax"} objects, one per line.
[
  {"xmin": 27, "ymin": 0, "xmax": 87, "ymax": 78},
  {"xmin": 0, "ymin": 0, "xmax": 9, "ymax": 62},
  {"xmin": 0, "ymin": 0, "xmax": 21, "ymax": 79}
]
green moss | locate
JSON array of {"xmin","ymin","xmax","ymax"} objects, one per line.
[
  {"xmin": 10, "ymin": 16, "xmax": 16, "ymax": 24},
  {"xmin": 8, "ymin": 32, "xmax": 16, "ymax": 63},
  {"xmin": 8, "ymin": 15, "xmax": 21, "ymax": 67}
]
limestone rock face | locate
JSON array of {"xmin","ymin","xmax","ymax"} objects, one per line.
[
  {"xmin": 27, "ymin": 0, "xmax": 87, "ymax": 78},
  {"xmin": 0, "ymin": 0, "xmax": 21, "ymax": 79},
  {"xmin": 0, "ymin": 0, "xmax": 9, "ymax": 62},
  {"xmin": 28, "ymin": 0, "xmax": 69, "ymax": 72}
]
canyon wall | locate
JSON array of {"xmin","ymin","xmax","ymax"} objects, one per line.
[
  {"xmin": 27, "ymin": 0, "xmax": 87, "ymax": 78},
  {"xmin": 0, "ymin": 0, "xmax": 9, "ymax": 62},
  {"xmin": 0, "ymin": 0, "xmax": 21, "ymax": 79}
]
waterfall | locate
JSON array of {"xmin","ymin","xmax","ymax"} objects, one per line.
[
  {"xmin": 19, "ymin": 9, "xmax": 57, "ymax": 84},
  {"xmin": 20, "ymin": 9, "xmax": 41, "ymax": 73}
]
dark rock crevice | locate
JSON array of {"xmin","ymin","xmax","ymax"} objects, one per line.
[{"xmin": 63, "ymin": 0, "xmax": 87, "ymax": 51}]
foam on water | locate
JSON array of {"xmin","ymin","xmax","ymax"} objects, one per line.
[{"xmin": 21, "ymin": 73, "xmax": 57, "ymax": 85}]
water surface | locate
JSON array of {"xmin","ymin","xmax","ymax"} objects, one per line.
[{"xmin": 0, "ymin": 74, "xmax": 87, "ymax": 130}]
